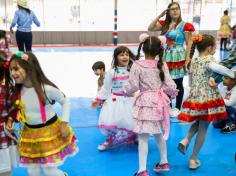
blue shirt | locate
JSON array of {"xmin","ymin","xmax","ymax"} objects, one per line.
[{"xmin": 11, "ymin": 9, "xmax": 40, "ymax": 32}]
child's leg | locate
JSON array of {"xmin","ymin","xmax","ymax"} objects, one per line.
[
  {"xmin": 186, "ymin": 121, "xmax": 199, "ymax": 142},
  {"xmin": 223, "ymin": 38, "xmax": 228, "ymax": 50},
  {"xmin": 154, "ymin": 134, "xmax": 168, "ymax": 164},
  {"xmin": 178, "ymin": 121, "xmax": 199, "ymax": 154},
  {"xmin": 42, "ymin": 166, "xmax": 65, "ymax": 176},
  {"xmin": 27, "ymin": 164, "xmax": 41, "ymax": 176},
  {"xmin": 138, "ymin": 133, "xmax": 149, "ymax": 172},
  {"xmin": 220, "ymin": 38, "xmax": 224, "ymax": 49},
  {"xmin": 220, "ymin": 107, "xmax": 236, "ymax": 133},
  {"xmin": 190, "ymin": 120, "xmax": 210, "ymax": 160},
  {"xmin": 226, "ymin": 106, "xmax": 236, "ymax": 124}
]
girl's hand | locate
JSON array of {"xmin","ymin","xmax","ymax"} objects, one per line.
[
  {"xmin": 91, "ymin": 100, "xmax": 100, "ymax": 108},
  {"xmin": 185, "ymin": 59, "xmax": 192, "ymax": 74},
  {"xmin": 60, "ymin": 122, "xmax": 70, "ymax": 138},
  {"xmin": 10, "ymin": 27, "xmax": 14, "ymax": 34},
  {"xmin": 208, "ymin": 77, "xmax": 217, "ymax": 89},
  {"xmin": 6, "ymin": 118, "xmax": 14, "ymax": 132}
]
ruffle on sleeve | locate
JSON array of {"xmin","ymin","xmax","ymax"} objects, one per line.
[{"xmin": 183, "ymin": 22, "xmax": 195, "ymax": 32}]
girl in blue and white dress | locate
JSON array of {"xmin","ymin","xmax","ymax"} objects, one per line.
[{"xmin": 92, "ymin": 46, "xmax": 136, "ymax": 151}]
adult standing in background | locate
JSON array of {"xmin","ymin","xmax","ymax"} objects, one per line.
[
  {"xmin": 148, "ymin": 2, "xmax": 195, "ymax": 116},
  {"xmin": 218, "ymin": 10, "xmax": 231, "ymax": 51},
  {"xmin": 10, "ymin": 0, "xmax": 40, "ymax": 52}
]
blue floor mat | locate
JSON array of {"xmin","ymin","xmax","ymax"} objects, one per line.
[{"xmin": 12, "ymin": 97, "xmax": 236, "ymax": 176}]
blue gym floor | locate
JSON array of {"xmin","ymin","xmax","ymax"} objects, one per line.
[{"xmin": 11, "ymin": 47, "xmax": 236, "ymax": 176}]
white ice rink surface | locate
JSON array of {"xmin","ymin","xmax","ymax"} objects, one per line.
[
  {"xmin": 35, "ymin": 49, "xmax": 113, "ymax": 98},
  {"xmin": 32, "ymin": 47, "xmax": 225, "ymax": 98}
]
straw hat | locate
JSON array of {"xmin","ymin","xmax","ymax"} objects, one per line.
[{"xmin": 17, "ymin": 0, "xmax": 29, "ymax": 9}]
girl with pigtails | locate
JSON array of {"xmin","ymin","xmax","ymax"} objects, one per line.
[
  {"xmin": 177, "ymin": 34, "xmax": 228, "ymax": 170},
  {"xmin": 124, "ymin": 35, "xmax": 178, "ymax": 176}
]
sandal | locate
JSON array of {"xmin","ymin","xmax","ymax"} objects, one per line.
[
  {"xmin": 189, "ymin": 159, "xmax": 201, "ymax": 169},
  {"xmin": 177, "ymin": 139, "xmax": 189, "ymax": 155}
]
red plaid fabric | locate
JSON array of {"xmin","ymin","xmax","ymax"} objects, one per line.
[
  {"xmin": 0, "ymin": 85, "xmax": 17, "ymax": 149},
  {"xmin": 0, "ymin": 123, "xmax": 17, "ymax": 149}
]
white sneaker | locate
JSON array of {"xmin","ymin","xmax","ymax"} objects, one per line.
[
  {"xmin": 97, "ymin": 141, "xmax": 111, "ymax": 151},
  {"xmin": 170, "ymin": 108, "xmax": 181, "ymax": 117}
]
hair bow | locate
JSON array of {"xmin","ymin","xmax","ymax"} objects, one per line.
[
  {"xmin": 192, "ymin": 34, "xmax": 203, "ymax": 43},
  {"xmin": 14, "ymin": 51, "xmax": 28, "ymax": 61}
]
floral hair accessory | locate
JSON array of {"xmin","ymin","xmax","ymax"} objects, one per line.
[
  {"xmin": 21, "ymin": 54, "xmax": 28, "ymax": 61},
  {"xmin": 158, "ymin": 35, "xmax": 167, "ymax": 49},
  {"xmin": 139, "ymin": 33, "xmax": 149, "ymax": 43},
  {"xmin": 192, "ymin": 34, "xmax": 203, "ymax": 43},
  {"xmin": 14, "ymin": 51, "xmax": 28, "ymax": 61},
  {"xmin": 139, "ymin": 33, "xmax": 166, "ymax": 49}
]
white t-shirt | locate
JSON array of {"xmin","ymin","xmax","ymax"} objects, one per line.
[
  {"xmin": 221, "ymin": 85, "xmax": 236, "ymax": 109},
  {"xmin": 21, "ymin": 85, "xmax": 70, "ymax": 125}
]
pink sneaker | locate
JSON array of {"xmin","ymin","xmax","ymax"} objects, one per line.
[
  {"xmin": 134, "ymin": 170, "xmax": 149, "ymax": 176},
  {"xmin": 153, "ymin": 163, "xmax": 170, "ymax": 172}
]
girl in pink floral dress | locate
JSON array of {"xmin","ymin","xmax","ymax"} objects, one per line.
[{"xmin": 125, "ymin": 36, "xmax": 178, "ymax": 176}]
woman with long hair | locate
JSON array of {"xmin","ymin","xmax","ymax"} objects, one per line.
[{"xmin": 148, "ymin": 2, "xmax": 195, "ymax": 116}]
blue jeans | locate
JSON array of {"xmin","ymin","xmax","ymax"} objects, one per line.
[{"xmin": 213, "ymin": 106, "xmax": 236, "ymax": 128}]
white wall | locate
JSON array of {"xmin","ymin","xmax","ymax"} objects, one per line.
[{"xmin": 0, "ymin": 0, "xmax": 235, "ymax": 31}]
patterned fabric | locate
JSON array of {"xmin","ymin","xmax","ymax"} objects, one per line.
[
  {"xmin": 0, "ymin": 84, "xmax": 17, "ymax": 149},
  {"xmin": 210, "ymin": 50, "xmax": 236, "ymax": 83},
  {"xmin": 0, "ymin": 85, "xmax": 8, "ymax": 117},
  {"xmin": 0, "ymin": 84, "xmax": 19, "ymax": 168},
  {"xmin": 134, "ymin": 119, "xmax": 163, "ymax": 134},
  {"xmin": 0, "ymin": 123, "xmax": 17, "ymax": 149},
  {"xmin": 101, "ymin": 128, "xmax": 136, "ymax": 146},
  {"xmin": 19, "ymin": 118, "xmax": 78, "ymax": 166},
  {"xmin": 97, "ymin": 66, "xmax": 130, "ymax": 100},
  {"xmin": 178, "ymin": 55, "xmax": 228, "ymax": 122},
  {"xmin": 97, "ymin": 66, "xmax": 136, "ymax": 144},
  {"xmin": 163, "ymin": 21, "xmax": 195, "ymax": 79},
  {"xmin": 221, "ymin": 85, "xmax": 236, "ymax": 109},
  {"xmin": 125, "ymin": 60, "xmax": 178, "ymax": 138}
]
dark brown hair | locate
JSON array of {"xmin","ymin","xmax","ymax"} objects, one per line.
[
  {"xmin": 0, "ymin": 30, "xmax": 9, "ymax": 49},
  {"xmin": 10, "ymin": 52, "xmax": 58, "ymax": 105},
  {"xmin": 136, "ymin": 36, "xmax": 165, "ymax": 82},
  {"xmin": 92, "ymin": 61, "xmax": 105, "ymax": 71},
  {"xmin": 0, "ymin": 50, "xmax": 14, "ymax": 110},
  {"xmin": 190, "ymin": 34, "xmax": 215, "ymax": 59},
  {"xmin": 111, "ymin": 46, "xmax": 136, "ymax": 72},
  {"xmin": 224, "ymin": 10, "xmax": 228, "ymax": 15},
  {"xmin": 18, "ymin": 5, "xmax": 31, "ymax": 14},
  {"xmin": 161, "ymin": 2, "xmax": 182, "ymax": 35}
]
